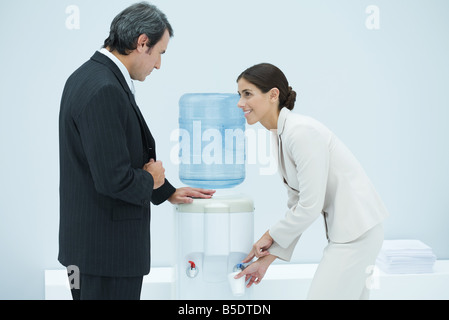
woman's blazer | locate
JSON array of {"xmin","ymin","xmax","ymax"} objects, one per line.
[{"xmin": 269, "ymin": 108, "xmax": 389, "ymax": 261}]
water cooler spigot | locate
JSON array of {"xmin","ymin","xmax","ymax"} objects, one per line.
[
  {"xmin": 186, "ymin": 261, "xmax": 199, "ymax": 278},
  {"xmin": 233, "ymin": 263, "xmax": 245, "ymax": 272}
]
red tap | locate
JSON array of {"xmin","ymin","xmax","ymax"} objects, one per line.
[{"xmin": 188, "ymin": 261, "xmax": 196, "ymax": 269}]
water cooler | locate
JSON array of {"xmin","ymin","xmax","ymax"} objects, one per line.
[{"xmin": 175, "ymin": 93, "xmax": 254, "ymax": 299}]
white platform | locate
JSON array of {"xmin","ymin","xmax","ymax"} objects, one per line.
[
  {"xmin": 45, "ymin": 267, "xmax": 175, "ymax": 300},
  {"xmin": 45, "ymin": 260, "xmax": 449, "ymax": 300}
]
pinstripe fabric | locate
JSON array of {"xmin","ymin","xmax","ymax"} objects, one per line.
[
  {"xmin": 59, "ymin": 52, "xmax": 176, "ymax": 277},
  {"xmin": 71, "ymin": 273, "xmax": 143, "ymax": 300}
]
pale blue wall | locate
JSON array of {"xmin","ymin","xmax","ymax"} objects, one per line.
[{"xmin": 1, "ymin": 0, "xmax": 448, "ymax": 299}]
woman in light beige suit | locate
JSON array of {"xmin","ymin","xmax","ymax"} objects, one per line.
[{"xmin": 235, "ymin": 63, "xmax": 389, "ymax": 300}]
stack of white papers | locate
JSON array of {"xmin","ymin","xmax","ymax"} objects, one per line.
[{"xmin": 376, "ymin": 240, "xmax": 436, "ymax": 274}]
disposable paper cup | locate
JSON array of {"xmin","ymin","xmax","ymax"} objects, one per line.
[{"xmin": 228, "ymin": 271, "xmax": 245, "ymax": 296}]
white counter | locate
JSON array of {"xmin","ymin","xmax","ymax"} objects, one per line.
[{"xmin": 45, "ymin": 260, "xmax": 449, "ymax": 300}]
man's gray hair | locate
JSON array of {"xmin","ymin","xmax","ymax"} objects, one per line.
[{"xmin": 103, "ymin": 2, "xmax": 173, "ymax": 55}]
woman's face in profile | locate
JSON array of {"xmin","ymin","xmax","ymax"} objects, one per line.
[{"xmin": 237, "ymin": 78, "xmax": 273, "ymax": 126}]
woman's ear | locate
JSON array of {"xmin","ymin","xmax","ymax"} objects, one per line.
[{"xmin": 269, "ymin": 87, "xmax": 280, "ymax": 102}]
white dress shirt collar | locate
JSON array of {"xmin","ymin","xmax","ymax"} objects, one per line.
[{"xmin": 99, "ymin": 48, "xmax": 135, "ymax": 95}]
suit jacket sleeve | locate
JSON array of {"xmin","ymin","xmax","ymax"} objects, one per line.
[
  {"xmin": 75, "ymin": 84, "xmax": 155, "ymax": 207},
  {"xmin": 151, "ymin": 178, "xmax": 176, "ymax": 205},
  {"xmin": 269, "ymin": 123, "xmax": 330, "ymax": 261}
]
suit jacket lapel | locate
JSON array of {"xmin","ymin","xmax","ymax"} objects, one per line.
[
  {"xmin": 91, "ymin": 51, "xmax": 156, "ymax": 161},
  {"xmin": 126, "ymin": 90, "xmax": 157, "ymax": 161}
]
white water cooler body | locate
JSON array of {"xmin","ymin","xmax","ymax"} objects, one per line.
[{"xmin": 175, "ymin": 194, "xmax": 254, "ymax": 300}]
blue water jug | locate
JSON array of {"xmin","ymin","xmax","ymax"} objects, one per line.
[{"xmin": 178, "ymin": 93, "xmax": 245, "ymax": 189}]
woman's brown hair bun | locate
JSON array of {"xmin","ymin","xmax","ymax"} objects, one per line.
[{"xmin": 285, "ymin": 86, "xmax": 297, "ymax": 111}]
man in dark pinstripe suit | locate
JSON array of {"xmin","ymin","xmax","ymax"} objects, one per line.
[{"xmin": 58, "ymin": 2, "xmax": 215, "ymax": 300}]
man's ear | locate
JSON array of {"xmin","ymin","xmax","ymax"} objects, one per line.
[{"xmin": 136, "ymin": 34, "xmax": 151, "ymax": 53}]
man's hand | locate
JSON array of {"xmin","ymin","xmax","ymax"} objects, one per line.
[
  {"xmin": 168, "ymin": 187, "xmax": 216, "ymax": 204},
  {"xmin": 143, "ymin": 159, "xmax": 165, "ymax": 189}
]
